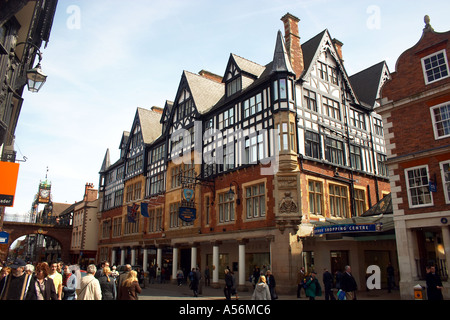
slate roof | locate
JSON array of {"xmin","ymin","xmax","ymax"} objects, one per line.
[
  {"xmin": 271, "ymin": 30, "xmax": 295, "ymax": 75},
  {"xmin": 184, "ymin": 70, "xmax": 225, "ymax": 114},
  {"xmin": 137, "ymin": 107, "xmax": 163, "ymax": 144},
  {"xmin": 349, "ymin": 61, "xmax": 387, "ymax": 109},
  {"xmin": 231, "ymin": 53, "xmax": 266, "ymax": 78}
]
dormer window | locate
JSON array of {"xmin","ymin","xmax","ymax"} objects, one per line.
[
  {"xmin": 421, "ymin": 49, "xmax": 450, "ymax": 84},
  {"xmin": 227, "ymin": 77, "xmax": 241, "ymax": 96},
  {"xmin": 225, "ymin": 63, "xmax": 241, "ymax": 97}
]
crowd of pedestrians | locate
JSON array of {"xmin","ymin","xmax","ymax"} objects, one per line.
[
  {"xmin": 0, "ymin": 258, "xmax": 142, "ymax": 300},
  {"xmin": 1, "ymin": 258, "xmax": 445, "ymax": 300}
]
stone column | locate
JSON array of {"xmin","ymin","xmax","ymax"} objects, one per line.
[
  {"xmin": 212, "ymin": 241, "xmax": 220, "ymax": 288},
  {"xmin": 120, "ymin": 248, "xmax": 125, "ymax": 266},
  {"xmin": 191, "ymin": 245, "xmax": 198, "ymax": 270},
  {"xmin": 172, "ymin": 246, "xmax": 179, "ymax": 284},
  {"xmin": 143, "ymin": 247, "xmax": 148, "ymax": 272},
  {"xmin": 131, "ymin": 247, "xmax": 136, "ymax": 266},
  {"xmin": 238, "ymin": 239, "xmax": 248, "ymax": 291},
  {"xmin": 111, "ymin": 248, "xmax": 116, "ymax": 266},
  {"xmin": 157, "ymin": 247, "xmax": 162, "ymax": 270}
]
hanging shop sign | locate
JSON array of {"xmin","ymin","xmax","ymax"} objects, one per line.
[
  {"xmin": 314, "ymin": 223, "xmax": 383, "ymax": 235},
  {"xmin": 179, "ymin": 207, "xmax": 196, "ymax": 222},
  {"xmin": 0, "ymin": 161, "xmax": 20, "ymax": 207}
]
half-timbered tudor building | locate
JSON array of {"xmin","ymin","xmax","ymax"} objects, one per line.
[{"xmin": 97, "ymin": 13, "xmax": 392, "ymax": 293}]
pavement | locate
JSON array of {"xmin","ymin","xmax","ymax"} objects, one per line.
[{"xmin": 137, "ymin": 281, "xmax": 402, "ymax": 300}]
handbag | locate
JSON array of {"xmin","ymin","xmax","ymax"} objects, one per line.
[{"xmin": 337, "ymin": 289, "xmax": 346, "ymax": 300}]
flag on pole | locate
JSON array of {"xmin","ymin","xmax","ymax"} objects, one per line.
[
  {"xmin": 127, "ymin": 203, "xmax": 139, "ymax": 222},
  {"xmin": 141, "ymin": 202, "xmax": 149, "ymax": 218}
]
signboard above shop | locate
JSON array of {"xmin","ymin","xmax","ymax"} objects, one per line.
[{"xmin": 314, "ymin": 223, "xmax": 383, "ymax": 235}]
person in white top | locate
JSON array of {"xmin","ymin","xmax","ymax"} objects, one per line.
[{"xmin": 78, "ymin": 264, "xmax": 102, "ymax": 300}]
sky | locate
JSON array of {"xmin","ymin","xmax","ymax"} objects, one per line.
[{"xmin": 6, "ymin": 0, "xmax": 450, "ymax": 217}]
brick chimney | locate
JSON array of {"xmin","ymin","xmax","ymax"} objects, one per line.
[
  {"xmin": 281, "ymin": 13, "xmax": 304, "ymax": 78},
  {"xmin": 151, "ymin": 106, "xmax": 164, "ymax": 114},
  {"xmin": 198, "ymin": 70, "xmax": 223, "ymax": 83},
  {"xmin": 84, "ymin": 183, "xmax": 97, "ymax": 202},
  {"xmin": 332, "ymin": 38, "xmax": 344, "ymax": 63}
]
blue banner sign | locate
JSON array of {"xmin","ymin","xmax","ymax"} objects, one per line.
[
  {"xmin": 0, "ymin": 231, "xmax": 9, "ymax": 244},
  {"xmin": 179, "ymin": 207, "xmax": 196, "ymax": 222},
  {"xmin": 314, "ymin": 223, "xmax": 382, "ymax": 235}
]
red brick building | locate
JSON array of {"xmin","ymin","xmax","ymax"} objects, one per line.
[{"xmin": 378, "ymin": 16, "xmax": 450, "ymax": 299}]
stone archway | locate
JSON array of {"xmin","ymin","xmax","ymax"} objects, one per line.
[{"xmin": 0, "ymin": 221, "xmax": 71, "ymax": 262}]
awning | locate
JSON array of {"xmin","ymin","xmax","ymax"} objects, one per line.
[{"xmin": 310, "ymin": 194, "xmax": 394, "ymax": 236}]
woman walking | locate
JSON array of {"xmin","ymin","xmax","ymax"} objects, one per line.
[
  {"xmin": 251, "ymin": 275, "xmax": 271, "ymax": 300},
  {"xmin": 98, "ymin": 266, "xmax": 116, "ymax": 300},
  {"xmin": 34, "ymin": 262, "xmax": 58, "ymax": 300},
  {"xmin": 118, "ymin": 270, "xmax": 142, "ymax": 300}
]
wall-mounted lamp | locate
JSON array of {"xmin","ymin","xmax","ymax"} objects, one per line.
[
  {"xmin": 17, "ymin": 41, "xmax": 48, "ymax": 93},
  {"xmin": 226, "ymin": 181, "xmax": 241, "ymax": 205}
]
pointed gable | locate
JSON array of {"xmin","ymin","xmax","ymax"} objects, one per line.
[
  {"xmin": 137, "ymin": 107, "xmax": 163, "ymax": 144},
  {"xmin": 272, "ymin": 30, "xmax": 295, "ymax": 75},
  {"xmin": 301, "ymin": 29, "xmax": 360, "ymax": 104},
  {"xmin": 99, "ymin": 148, "xmax": 110, "ymax": 173},
  {"xmin": 350, "ymin": 61, "xmax": 390, "ymax": 109},
  {"xmin": 183, "ymin": 70, "xmax": 224, "ymax": 114}
]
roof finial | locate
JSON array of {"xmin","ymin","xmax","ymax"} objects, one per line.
[{"xmin": 424, "ymin": 15, "xmax": 434, "ymax": 32}]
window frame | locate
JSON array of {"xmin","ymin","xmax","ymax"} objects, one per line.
[
  {"xmin": 421, "ymin": 49, "xmax": 450, "ymax": 85},
  {"xmin": 245, "ymin": 182, "xmax": 266, "ymax": 220},
  {"xmin": 404, "ymin": 165, "xmax": 433, "ymax": 208},
  {"xmin": 430, "ymin": 101, "xmax": 450, "ymax": 140},
  {"xmin": 439, "ymin": 160, "xmax": 450, "ymax": 204}
]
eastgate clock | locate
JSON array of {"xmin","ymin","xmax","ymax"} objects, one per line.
[{"xmin": 40, "ymin": 188, "xmax": 50, "ymax": 198}]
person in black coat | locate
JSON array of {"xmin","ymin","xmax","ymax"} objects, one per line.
[
  {"xmin": 189, "ymin": 268, "xmax": 199, "ymax": 297},
  {"xmin": 323, "ymin": 268, "xmax": 335, "ymax": 300},
  {"xmin": 266, "ymin": 270, "xmax": 277, "ymax": 300},
  {"xmin": 224, "ymin": 269, "xmax": 233, "ymax": 300},
  {"xmin": 341, "ymin": 265, "xmax": 357, "ymax": 300},
  {"xmin": 426, "ymin": 266, "xmax": 443, "ymax": 300}
]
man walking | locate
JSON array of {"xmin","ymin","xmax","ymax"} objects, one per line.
[
  {"xmin": 341, "ymin": 265, "xmax": 357, "ymax": 300},
  {"xmin": 323, "ymin": 268, "xmax": 335, "ymax": 300}
]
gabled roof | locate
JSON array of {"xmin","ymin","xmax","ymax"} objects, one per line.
[
  {"xmin": 230, "ymin": 53, "xmax": 266, "ymax": 79},
  {"xmin": 119, "ymin": 131, "xmax": 129, "ymax": 149},
  {"xmin": 183, "ymin": 70, "xmax": 225, "ymax": 114},
  {"xmin": 137, "ymin": 107, "xmax": 163, "ymax": 144},
  {"xmin": 301, "ymin": 29, "xmax": 328, "ymax": 76},
  {"xmin": 300, "ymin": 29, "xmax": 361, "ymax": 106},
  {"xmin": 349, "ymin": 61, "xmax": 389, "ymax": 109}
]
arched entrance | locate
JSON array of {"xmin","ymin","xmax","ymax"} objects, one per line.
[{"xmin": 0, "ymin": 221, "xmax": 71, "ymax": 263}]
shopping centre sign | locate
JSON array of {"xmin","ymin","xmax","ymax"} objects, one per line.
[{"xmin": 313, "ymin": 223, "xmax": 382, "ymax": 235}]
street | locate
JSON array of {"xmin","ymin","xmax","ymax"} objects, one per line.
[{"xmin": 137, "ymin": 282, "xmax": 401, "ymax": 300}]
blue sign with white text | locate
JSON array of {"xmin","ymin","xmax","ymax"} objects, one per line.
[{"xmin": 314, "ymin": 223, "xmax": 382, "ymax": 235}]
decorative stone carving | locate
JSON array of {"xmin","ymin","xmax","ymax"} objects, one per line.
[{"xmin": 279, "ymin": 191, "xmax": 298, "ymax": 213}]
